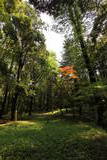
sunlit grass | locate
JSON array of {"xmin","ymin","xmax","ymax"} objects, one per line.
[
  {"xmin": 43, "ymin": 108, "xmax": 70, "ymax": 115},
  {"xmin": 0, "ymin": 121, "xmax": 35, "ymax": 127},
  {"xmin": 43, "ymin": 109, "xmax": 61, "ymax": 115},
  {"xmin": 0, "ymin": 114, "xmax": 107, "ymax": 160}
]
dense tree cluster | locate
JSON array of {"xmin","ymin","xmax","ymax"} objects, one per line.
[
  {"xmin": 0, "ymin": 0, "xmax": 59, "ymax": 120},
  {"xmin": 0, "ymin": 0, "xmax": 107, "ymax": 128},
  {"xmin": 29, "ymin": 0, "xmax": 107, "ymax": 127}
]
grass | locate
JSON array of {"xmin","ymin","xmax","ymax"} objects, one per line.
[{"xmin": 0, "ymin": 113, "xmax": 107, "ymax": 160}]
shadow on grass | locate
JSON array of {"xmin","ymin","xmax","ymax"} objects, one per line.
[{"xmin": 0, "ymin": 114, "xmax": 107, "ymax": 160}]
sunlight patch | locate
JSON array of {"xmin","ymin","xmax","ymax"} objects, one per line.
[{"xmin": 79, "ymin": 128, "xmax": 107, "ymax": 140}]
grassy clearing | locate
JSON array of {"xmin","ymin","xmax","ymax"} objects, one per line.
[{"xmin": 0, "ymin": 114, "xmax": 107, "ymax": 160}]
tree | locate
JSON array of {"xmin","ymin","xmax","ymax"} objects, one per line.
[
  {"xmin": 0, "ymin": 0, "xmax": 46, "ymax": 120},
  {"xmin": 29, "ymin": 0, "xmax": 98, "ymax": 82},
  {"xmin": 62, "ymin": 38, "xmax": 89, "ymax": 80}
]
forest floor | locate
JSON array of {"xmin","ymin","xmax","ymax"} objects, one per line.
[{"xmin": 0, "ymin": 112, "xmax": 107, "ymax": 160}]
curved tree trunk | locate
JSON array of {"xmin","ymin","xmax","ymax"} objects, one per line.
[{"xmin": 69, "ymin": 4, "xmax": 96, "ymax": 83}]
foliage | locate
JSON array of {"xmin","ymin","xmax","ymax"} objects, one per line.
[{"xmin": 59, "ymin": 65, "xmax": 79, "ymax": 79}]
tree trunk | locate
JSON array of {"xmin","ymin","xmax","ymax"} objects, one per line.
[
  {"xmin": 97, "ymin": 105, "xmax": 104, "ymax": 126},
  {"xmin": 28, "ymin": 96, "xmax": 33, "ymax": 116},
  {"xmin": 11, "ymin": 90, "xmax": 19, "ymax": 121},
  {"xmin": 0, "ymin": 56, "xmax": 14, "ymax": 118},
  {"xmin": 46, "ymin": 80, "xmax": 52, "ymax": 111},
  {"xmin": 69, "ymin": 5, "xmax": 96, "ymax": 83},
  {"xmin": 10, "ymin": 51, "xmax": 24, "ymax": 121},
  {"xmin": 79, "ymin": 37, "xmax": 96, "ymax": 82},
  {"xmin": 79, "ymin": 106, "xmax": 82, "ymax": 117},
  {"xmin": 0, "ymin": 86, "xmax": 8, "ymax": 118}
]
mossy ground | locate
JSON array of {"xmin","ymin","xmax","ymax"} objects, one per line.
[{"xmin": 0, "ymin": 112, "xmax": 107, "ymax": 160}]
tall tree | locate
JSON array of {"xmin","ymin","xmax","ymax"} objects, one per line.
[
  {"xmin": 29, "ymin": 0, "xmax": 98, "ymax": 82},
  {"xmin": 0, "ymin": 0, "xmax": 46, "ymax": 120}
]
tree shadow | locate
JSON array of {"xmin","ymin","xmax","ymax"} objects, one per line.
[{"xmin": 0, "ymin": 115, "xmax": 107, "ymax": 160}]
